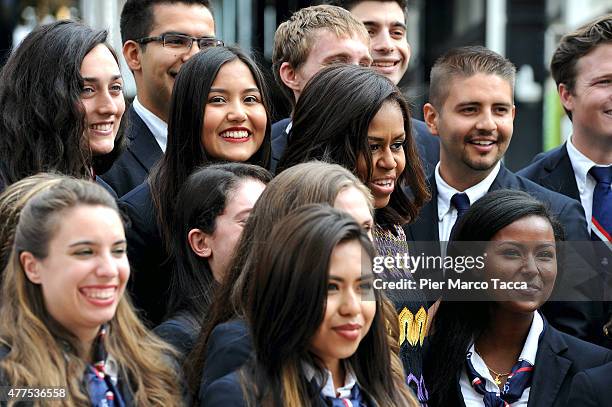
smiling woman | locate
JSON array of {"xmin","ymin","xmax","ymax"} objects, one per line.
[
  {"xmin": 120, "ymin": 46, "xmax": 272, "ymax": 325},
  {"xmin": 0, "ymin": 20, "xmax": 126, "ymax": 188},
  {"xmin": 425, "ymin": 189, "xmax": 612, "ymax": 407},
  {"xmin": 0, "ymin": 178, "xmax": 182, "ymax": 405}
]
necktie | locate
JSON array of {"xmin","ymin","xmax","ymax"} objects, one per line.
[
  {"xmin": 465, "ymin": 355, "xmax": 534, "ymax": 407},
  {"xmin": 322, "ymin": 384, "xmax": 365, "ymax": 407},
  {"xmin": 450, "ymin": 193, "xmax": 470, "ymax": 239},
  {"xmin": 590, "ymin": 166, "xmax": 612, "ymax": 243}
]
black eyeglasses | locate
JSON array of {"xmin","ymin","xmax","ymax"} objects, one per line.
[{"xmin": 135, "ymin": 34, "xmax": 224, "ymax": 51}]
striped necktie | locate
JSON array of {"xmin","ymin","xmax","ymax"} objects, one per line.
[{"xmin": 590, "ymin": 166, "xmax": 611, "ymax": 243}]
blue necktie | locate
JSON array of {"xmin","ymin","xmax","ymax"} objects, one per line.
[
  {"xmin": 322, "ymin": 384, "xmax": 366, "ymax": 407},
  {"xmin": 450, "ymin": 193, "xmax": 470, "ymax": 239},
  {"xmin": 465, "ymin": 355, "xmax": 534, "ymax": 407},
  {"xmin": 590, "ymin": 166, "xmax": 612, "ymax": 243}
]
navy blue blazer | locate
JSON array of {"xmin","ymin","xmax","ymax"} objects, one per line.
[
  {"xmin": 198, "ymin": 319, "xmax": 253, "ymax": 400},
  {"xmin": 429, "ymin": 323, "xmax": 612, "ymax": 407},
  {"xmin": 270, "ymin": 117, "xmax": 439, "ymax": 175},
  {"xmin": 566, "ymin": 361, "xmax": 612, "ymax": 406},
  {"xmin": 119, "ymin": 181, "xmax": 169, "ymax": 326},
  {"xmin": 154, "ymin": 311, "xmax": 200, "ymax": 358},
  {"xmin": 101, "ymin": 105, "xmax": 163, "ymax": 198}
]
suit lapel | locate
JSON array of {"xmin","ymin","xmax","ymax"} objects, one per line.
[
  {"xmin": 126, "ymin": 106, "xmax": 163, "ymax": 172},
  {"xmin": 527, "ymin": 326, "xmax": 571, "ymax": 407},
  {"xmin": 539, "ymin": 144, "xmax": 580, "ymax": 201}
]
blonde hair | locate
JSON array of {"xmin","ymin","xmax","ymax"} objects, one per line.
[
  {"xmin": 0, "ymin": 178, "xmax": 182, "ymax": 405},
  {"xmin": 272, "ymin": 5, "xmax": 369, "ymax": 104}
]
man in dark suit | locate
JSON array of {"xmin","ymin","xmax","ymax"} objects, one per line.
[
  {"xmin": 407, "ymin": 46, "xmax": 601, "ymax": 342},
  {"xmin": 101, "ymin": 0, "xmax": 218, "ymax": 197},
  {"xmin": 518, "ymin": 15, "xmax": 612, "ymax": 346},
  {"xmin": 269, "ymin": 3, "xmax": 439, "ymax": 174}
]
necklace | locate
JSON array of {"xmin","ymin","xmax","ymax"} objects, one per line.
[{"xmin": 474, "ymin": 346, "xmax": 512, "ymax": 386}]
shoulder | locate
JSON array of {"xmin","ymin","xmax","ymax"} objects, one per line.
[
  {"xmin": 543, "ymin": 325, "xmax": 612, "ymax": 366},
  {"xmin": 154, "ymin": 316, "xmax": 199, "ymax": 355},
  {"xmin": 517, "ymin": 145, "xmax": 565, "ymax": 178},
  {"xmin": 200, "ymin": 371, "xmax": 248, "ymax": 407},
  {"xmin": 271, "ymin": 118, "xmax": 291, "ymax": 139},
  {"xmin": 567, "ymin": 361, "xmax": 612, "ymax": 406}
]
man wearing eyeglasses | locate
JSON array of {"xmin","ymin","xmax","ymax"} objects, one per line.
[{"xmin": 101, "ymin": 0, "xmax": 221, "ymax": 197}]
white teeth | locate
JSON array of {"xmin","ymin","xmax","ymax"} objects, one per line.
[
  {"xmin": 81, "ymin": 288, "xmax": 114, "ymax": 300},
  {"xmin": 91, "ymin": 123, "xmax": 112, "ymax": 131},
  {"xmin": 373, "ymin": 180, "xmax": 393, "ymax": 187},
  {"xmin": 221, "ymin": 131, "xmax": 249, "ymax": 139},
  {"xmin": 472, "ymin": 140, "xmax": 494, "ymax": 146},
  {"xmin": 373, "ymin": 61, "xmax": 396, "ymax": 67}
]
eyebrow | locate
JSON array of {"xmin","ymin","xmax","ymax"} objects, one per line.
[
  {"xmin": 329, "ymin": 274, "xmax": 374, "ymax": 282},
  {"xmin": 367, "ymin": 135, "xmax": 405, "ymax": 142},
  {"xmin": 83, "ymin": 75, "xmax": 122, "ymax": 83},
  {"xmin": 363, "ymin": 21, "xmax": 406, "ymax": 30},
  {"xmin": 69, "ymin": 239, "xmax": 126, "ymax": 247},
  {"xmin": 209, "ymin": 87, "xmax": 261, "ymax": 93}
]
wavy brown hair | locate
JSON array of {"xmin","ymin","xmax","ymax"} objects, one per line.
[{"xmin": 0, "ymin": 178, "xmax": 182, "ymax": 405}]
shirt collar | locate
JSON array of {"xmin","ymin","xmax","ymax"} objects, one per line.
[
  {"xmin": 132, "ymin": 97, "xmax": 168, "ymax": 152},
  {"xmin": 303, "ymin": 361, "xmax": 357, "ymax": 399},
  {"xmin": 566, "ymin": 135, "xmax": 612, "ymax": 184},
  {"xmin": 435, "ymin": 161, "xmax": 501, "ymax": 221}
]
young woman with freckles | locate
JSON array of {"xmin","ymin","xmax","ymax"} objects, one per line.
[
  {"xmin": 277, "ymin": 64, "xmax": 432, "ymax": 403},
  {"xmin": 120, "ymin": 46, "xmax": 272, "ymax": 325},
  {"xmin": 0, "ymin": 20, "xmax": 126, "ymax": 193},
  {"xmin": 0, "ymin": 178, "xmax": 182, "ymax": 405},
  {"xmin": 425, "ymin": 190, "xmax": 612, "ymax": 407}
]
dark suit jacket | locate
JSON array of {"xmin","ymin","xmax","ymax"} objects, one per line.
[
  {"xmin": 101, "ymin": 105, "xmax": 163, "ymax": 198},
  {"xmin": 198, "ymin": 319, "xmax": 253, "ymax": 401},
  {"xmin": 154, "ymin": 311, "xmax": 200, "ymax": 358},
  {"xmin": 433, "ymin": 323, "xmax": 612, "ymax": 407},
  {"xmin": 119, "ymin": 181, "xmax": 169, "ymax": 326},
  {"xmin": 517, "ymin": 143, "xmax": 580, "ymax": 201},
  {"xmin": 566, "ymin": 361, "xmax": 612, "ymax": 406},
  {"xmin": 405, "ymin": 165, "xmax": 602, "ymax": 341},
  {"xmin": 270, "ymin": 117, "xmax": 439, "ymax": 175}
]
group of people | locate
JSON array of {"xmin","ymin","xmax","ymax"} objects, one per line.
[{"xmin": 0, "ymin": 0, "xmax": 610, "ymax": 406}]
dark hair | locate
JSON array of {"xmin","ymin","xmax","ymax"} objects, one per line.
[
  {"xmin": 166, "ymin": 162, "xmax": 271, "ymax": 321},
  {"xmin": 277, "ymin": 64, "xmax": 429, "ymax": 225},
  {"xmin": 149, "ymin": 46, "xmax": 272, "ymax": 253},
  {"xmin": 0, "ymin": 20, "xmax": 126, "ymax": 185},
  {"xmin": 429, "ymin": 45, "xmax": 516, "ymax": 109},
  {"xmin": 327, "ymin": 0, "xmax": 407, "ymax": 14},
  {"xmin": 425, "ymin": 189, "xmax": 564, "ymax": 406},
  {"xmin": 120, "ymin": 0, "xmax": 213, "ymax": 44},
  {"xmin": 240, "ymin": 204, "xmax": 408, "ymax": 406},
  {"xmin": 185, "ymin": 161, "xmax": 373, "ymax": 396},
  {"xmin": 550, "ymin": 14, "xmax": 612, "ymax": 119}
]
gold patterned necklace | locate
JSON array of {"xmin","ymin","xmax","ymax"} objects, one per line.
[{"xmin": 475, "ymin": 346, "xmax": 512, "ymax": 386}]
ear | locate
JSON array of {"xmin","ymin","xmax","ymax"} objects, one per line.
[
  {"xmin": 279, "ymin": 62, "xmax": 302, "ymax": 93},
  {"xmin": 558, "ymin": 83, "xmax": 574, "ymax": 113},
  {"xmin": 423, "ymin": 103, "xmax": 440, "ymax": 136},
  {"xmin": 123, "ymin": 40, "xmax": 142, "ymax": 72},
  {"xmin": 187, "ymin": 228, "xmax": 212, "ymax": 258},
  {"xmin": 20, "ymin": 252, "xmax": 42, "ymax": 284}
]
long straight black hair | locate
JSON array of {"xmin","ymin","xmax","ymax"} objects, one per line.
[
  {"xmin": 425, "ymin": 189, "xmax": 565, "ymax": 406},
  {"xmin": 150, "ymin": 46, "xmax": 272, "ymax": 252},
  {"xmin": 0, "ymin": 20, "xmax": 126, "ymax": 186},
  {"xmin": 240, "ymin": 204, "xmax": 410, "ymax": 406}
]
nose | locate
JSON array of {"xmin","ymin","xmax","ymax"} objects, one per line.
[
  {"xmin": 522, "ymin": 253, "xmax": 540, "ymax": 279},
  {"xmin": 95, "ymin": 252, "xmax": 120, "ymax": 278},
  {"xmin": 339, "ymin": 288, "xmax": 361, "ymax": 316},
  {"xmin": 97, "ymin": 91, "xmax": 119, "ymax": 116},
  {"xmin": 377, "ymin": 147, "xmax": 398, "ymax": 170},
  {"xmin": 227, "ymin": 100, "xmax": 247, "ymax": 123},
  {"xmin": 475, "ymin": 110, "xmax": 496, "ymax": 132},
  {"xmin": 373, "ymin": 31, "xmax": 393, "ymax": 53},
  {"xmin": 182, "ymin": 40, "xmax": 200, "ymax": 61}
]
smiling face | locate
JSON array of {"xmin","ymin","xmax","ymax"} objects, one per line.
[
  {"xmin": 203, "ymin": 178, "xmax": 266, "ymax": 281},
  {"xmin": 356, "ymin": 100, "xmax": 406, "ymax": 209},
  {"xmin": 559, "ymin": 43, "xmax": 612, "ymax": 158},
  {"xmin": 310, "ymin": 239, "xmax": 375, "ymax": 371},
  {"xmin": 484, "ymin": 215, "xmax": 557, "ymax": 314},
  {"xmin": 424, "ymin": 73, "xmax": 515, "ymax": 189},
  {"xmin": 202, "ymin": 59, "xmax": 267, "ymax": 162},
  {"xmin": 290, "ymin": 29, "xmax": 372, "ymax": 100},
  {"xmin": 80, "ymin": 44, "xmax": 125, "ymax": 156},
  {"xmin": 129, "ymin": 3, "xmax": 215, "ymax": 122},
  {"xmin": 21, "ymin": 205, "xmax": 129, "ymax": 345},
  {"xmin": 349, "ymin": 1, "xmax": 410, "ymax": 85}
]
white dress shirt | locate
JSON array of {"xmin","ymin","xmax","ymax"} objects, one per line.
[
  {"xmin": 132, "ymin": 97, "xmax": 168, "ymax": 153},
  {"xmin": 566, "ymin": 136, "xmax": 612, "ymax": 231},
  {"xmin": 436, "ymin": 161, "xmax": 501, "ymax": 242},
  {"xmin": 460, "ymin": 311, "xmax": 544, "ymax": 406},
  {"xmin": 303, "ymin": 362, "xmax": 357, "ymax": 400}
]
